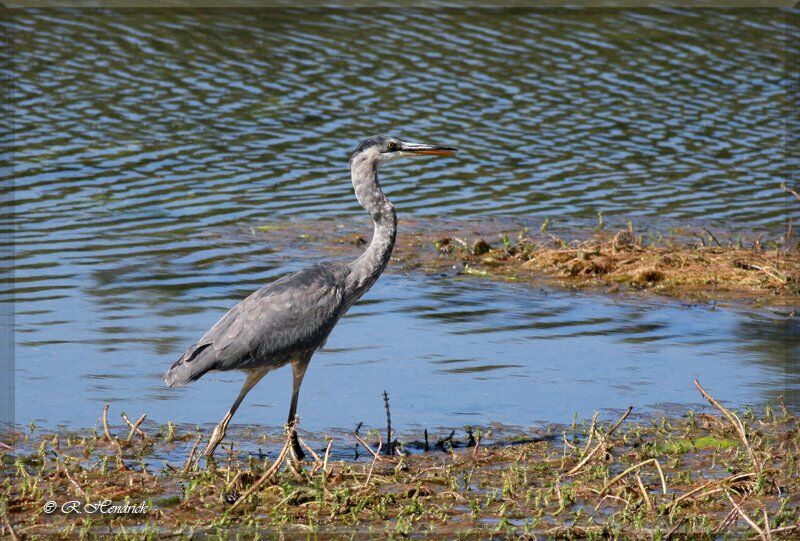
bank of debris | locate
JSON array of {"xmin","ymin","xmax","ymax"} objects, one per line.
[
  {"xmin": 422, "ymin": 224, "xmax": 799, "ymax": 305},
  {"xmin": 2, "ymin": 382, "xmax": 798, "ymax": 539}
]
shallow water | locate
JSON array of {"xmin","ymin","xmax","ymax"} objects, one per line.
[
  {"xmin": 10, "ymin": 9, "xmax": 790, "ymax": 226},
  {"xmin": 14, "ymin": 250, "xmax": 799, "ymax": 431},
  {"xmin": 7, "ymin": 9, "xmax": 798, "ymax": 431}
]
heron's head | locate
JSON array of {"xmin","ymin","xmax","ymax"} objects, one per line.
[{"xmin": 350, "ymin": 135, "xmax": 457, "ymax": 166}]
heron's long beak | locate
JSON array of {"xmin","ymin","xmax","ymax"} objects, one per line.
[{"xmin": 399, "ymin": 142, "xmax": 458, "ymax": 156}]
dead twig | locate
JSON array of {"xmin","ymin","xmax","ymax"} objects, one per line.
[
  {"xmin": 353, "ymin": 433, "xmax": 382, "ymax": 461},
  {"xmin": 353, "ymin": 422, "xmax": 363, "ymax": 459},
  {"xmin": 580, "ymin": 412, "xmax": 599, "ymax": 457},
  {"xmin": 383, "ymin": 390, "xmax": 394, "ymax": 457},
  {"xmin": 361, "ymin": 441, "xmax": 382, "ymax": 489},
  {"xmin": 780, "ymin": 182, "xmax": 800, "ymax": 202},
  {"xmin": 761, "ymin": 507, "xmax": 772, "ymax": 541},
  {"xmin": 600, "ymin": 458, "xmax": 666, "ymax": 495},
  {"xmin": 123, "ymin": 413, "xmax": 146, "ymax": 445},
  {"xmin": 297, "ymin": 436, "xmax": 321, "ymax": 463},
  {"xmin": 652, "ymin": 458, "xmax": 668, "ymax": 495},
  {"xmin": 322, "ymin": 439, "xmax": 332, "ymax": 477},
  {"xmin": 183, "ymin": 435, "xmax": 201, "ymax": 473},
  {"xmin": 703, "ymin": 227, "xmax": 722, "ymax": 247},
  {"xmin": 56, "ymin": 460, "xmax": 87, "ymax": 499},
  {"xmin": 562, "ymin": 432, "xmax": 578, "ymax": 453},
  {"xmin": 102, "ymin": 404, "xmax": 114, "ymax": 441},
  {"xmin": 229, "ymin": 436, "xmax": 291, "ymax": 512},
  {"xmin": 636, "ymin": 474, "xmax": 654, "ymax": 513},
  {"xmin": 752, "ymin": 524, "xmax": 796, "ymax": 538},
  {"xmin": 752, "ymin": 265, "xmax": 787, "ymax": 285},
  {"xmin": 665, "ymin": 472, "xmax": 755, "ymax": 513},
  {"xmin": 472, "ymin": 430, "xmax": 482, "ymax": 460},
  {"xmin": 664, "ymin": 516, "xmax": 686, "ymax": 541},
  {"xmin": 714, "ymin": 492, "xmax": 751, "ymax": 535},
  {"xmin": 694, "ymin": 379, "xmax": 761, "ymax": 475},
  {"xmin": 223, "ymin": 471, "xmax": 242, "ymax": 494},
  {"xmin": 593, "ymin": 493, "xmax": 628, "ymax": 511},
  {"xmin": 567, "ymin": 406, "xmax": 632, "ymax": 475},
  {"xmin": 726, "ymin": 490, "xmax": 767, "ymax": 541}
]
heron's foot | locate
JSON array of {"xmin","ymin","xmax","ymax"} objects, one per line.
[
  {"xmin": 204, "ymin": 424, "xmax": 226, "ymax": 458},
  {"xmin": 290, "ymin": 430, "xmax": 305, "ymax": 461}
]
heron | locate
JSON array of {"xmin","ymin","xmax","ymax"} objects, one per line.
[{"xmin": 164, "ymin": 135, "xmax": 457, "ymax": 459}]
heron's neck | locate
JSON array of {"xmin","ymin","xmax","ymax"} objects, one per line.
[{"xmin": 346, "ymin": 158, "xmax": 397, "ymax": 302}]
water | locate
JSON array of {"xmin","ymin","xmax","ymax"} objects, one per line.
[
  {"xmin": 11, "ymin": 10, "xmax": 790, "ymax": 225},
  {"xmin": 7, "ymin": 9, "xmax": 798, "ymax": 432},
  {"xmin": 14, "ymin": 267, "xmax": 798, "ymax": 431}
]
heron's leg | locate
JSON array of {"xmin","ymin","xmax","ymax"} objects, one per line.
[
  {"xmin": 287, "ymin": 356, "xmax": 311, "ymax": 460},
  {"xmin": 204, "ymin": 368, "xmax": 268, "ymax": 459}
]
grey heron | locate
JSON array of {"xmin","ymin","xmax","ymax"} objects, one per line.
[{"xmin": 164, "ymin": 135, "xmax": 457, "ymax": 459}]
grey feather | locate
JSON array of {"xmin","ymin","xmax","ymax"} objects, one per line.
[
  {"xmin": 164, "ymin": 135, "xmax": 456, "ymax": 460},
  {"xmin": 164, "ymin": 263, "xmax": 348, "ymax": 387},
  {"xmin": 164, "ymin": 135, "xmax": 453, "ymax": 403}
]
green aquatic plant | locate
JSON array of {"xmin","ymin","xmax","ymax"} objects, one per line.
[{"xmin": 3, "ymin": 386, "xmax": 798, "ymax": 539}]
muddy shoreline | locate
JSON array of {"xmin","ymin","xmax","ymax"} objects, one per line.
[
  {"xmin": 2, "ymin": 382, "xmax": 797, "ymax": 539},
  {"xmin": 5, "ymin": 219, "xmax": 797, "ymax": 538},
  {"xmin": 254, "ymin": 217, "xmax": 800, "ymax": 308}
]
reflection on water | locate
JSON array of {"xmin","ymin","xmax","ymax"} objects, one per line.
[
  {"xmin": 15, "ymin": 269, "xmax": 799, "ymax": 430},
  {"xmin": 8, "ymin": 9, "xmax": 797, "ymax": 429},
  {"xmin": 10, "ymin": 10, "xmax": 787, "ymax": 228}
]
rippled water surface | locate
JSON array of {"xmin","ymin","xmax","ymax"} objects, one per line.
[{"xmin": 8, "ymin": 9, "xmax": 797, "ymax": 430}]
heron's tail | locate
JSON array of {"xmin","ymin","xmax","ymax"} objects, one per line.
[{"xmin": 164, "ymin": 344, "xmax": 214, "ymax": 387}]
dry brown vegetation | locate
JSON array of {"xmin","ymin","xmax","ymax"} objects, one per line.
[
  {"xmin": 367, "ymin": 218, "xmax": 798, "ymax": 307},
  {"xmin": 431, "ymin": 227, "xmax": 799, "ymax": 305},
  {"xmin": 262, "ymin": 215, "xmax": 800, "ymax": 306},
  {"xmin": 2, "ymin": 382, "xmax": 798, "ymax": 539}
]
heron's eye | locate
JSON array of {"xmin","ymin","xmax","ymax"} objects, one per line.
[{"xmin": 386, "ymin": 141, "xmax": 399, "ymax": 152}]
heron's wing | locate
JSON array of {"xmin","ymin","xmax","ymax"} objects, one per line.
[{"xmin": 165, "ymin": 263, "xmax": 346, "ymax": 386}]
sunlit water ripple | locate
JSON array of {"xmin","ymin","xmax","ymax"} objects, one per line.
[{"xmin": 7, "ymin": 9, "xmax": 797, "ymax": 431}]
